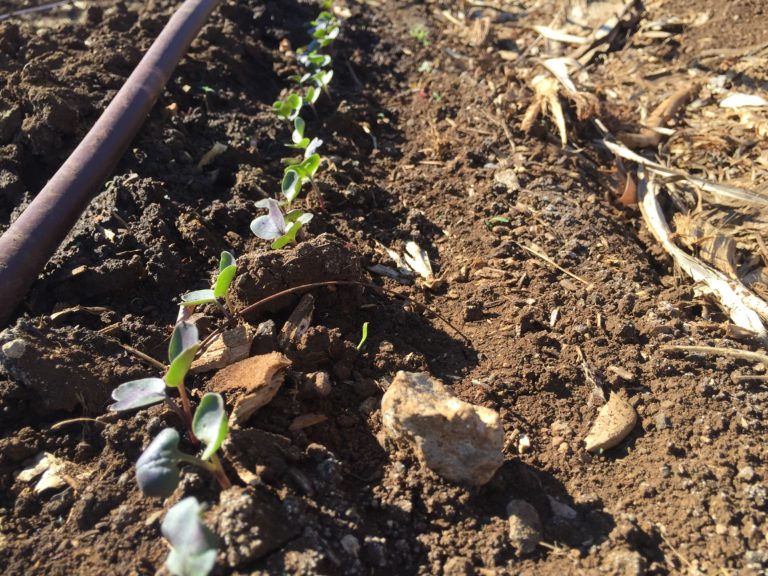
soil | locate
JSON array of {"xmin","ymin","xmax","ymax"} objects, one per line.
[{"xmin": 1, "ymin": 0, "xmax": 767, "ymax": 575}]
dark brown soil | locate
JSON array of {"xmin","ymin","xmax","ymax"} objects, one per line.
[{"xmin": 1, "ymin": 0, "xmax": 767, "ymax": 575}]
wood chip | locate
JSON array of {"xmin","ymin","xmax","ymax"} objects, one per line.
[{"xmin": 208, "ymin": 352, "xmax": 292, "ymax": 424}]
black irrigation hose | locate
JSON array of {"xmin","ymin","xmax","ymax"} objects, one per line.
[{"xmin": 0, "ymin": 0, "xmax": 224, "ymax": 328}]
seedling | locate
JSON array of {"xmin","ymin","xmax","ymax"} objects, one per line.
[
  {"xmin": 282, "ymin": 153, "xmax": 322, "ymax": 203},
  {"xmin": 298, "ymin": 49, "xmax": 332, "ymax": 69},
  {"xmin": 287, "ymin": 117, "xmax": 323, "ymax": 155},
  {"xmin": 311, "ymin": 69, "xmax": 334, "ymax": 95},
  {"xmin": 485, "ymin": 216, "xmax": 510, "ymax": 230},
  {"xmin": 110, "ymin": 314, "xmax": 200, "ymax": 435},
  {"xmin": 273, "ymin": 93, "xmax": 303, "ymax": 121},
  {"xmin": 136, "ymin": 393, "xmax": 230, "ymax": 497},
  {"xmin": 409, "ymin": 24, "xmax": 430, "ymax": 47},
  {"xmin": 250, "ymin": 198, "xmax": 313, "ymax": 250},
  {"xmin": 161, "ymin": 497, "xmax": 218, "ymax": 576},
  {"xmin": 356, "ymin": 322, "xmax": 369, "ymax": 350},
  {"xmin": 180, "ymin": 251, "xmax": 237, "ymax": 313}
]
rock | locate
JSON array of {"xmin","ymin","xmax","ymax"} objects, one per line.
[
  {"xmin": 381, "ymin": 371, "xmax": 504, "ymax": 485},
  {"xmin": 737, "ymin": 465, "xmax": 756, "ymax": 482},
  {"xmin": 547, "ymin": 495, "xmax": 577, "ymax": 520},
  {"xmin": 251, "ymin": 319, "xmax": 277, "ymax": 355},
  {"xmin": 506, "ymin": 499, "xmax": 542, "ymax": 555},
  {"xmin": 654, "ymin": 412, "xmax": 670, "ymax": 430},
  {"xmin": 443, "ymin": 556, "xmax": 474, "ymax": 576},
  {"xmin": 16, "ymin": 452, "xmax": 67, "ymax": 495},
  {"xmin": 298, "ymin": 371, "xmax": 332, "ymax": 398},
  {"xmin": 584, "ymin": 393, "xmax": 638, "ymax": 452},
  {"xmin": 214, "ymin": 486, "xmax": 299, "ymax": 568},
  {"xmin": 603, "ymin": 548, "xmax": 646, "ymax": 576},
  {"xmin": 1, "ymin": 338, "xmax": 26, "ymax": 359},
  {"xmin": 340, "ymin": 534, "xmax": 360, "ymax": 557}
]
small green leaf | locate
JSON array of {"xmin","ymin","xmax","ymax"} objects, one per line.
[
  {"xmin": 282, "ymin": 169, "xmax": 302, "ymax": 203},
  {"xmin": 192, "ymin": 393, "xmax": 229, "ymax": 461},
  {"xmin": 136, "ymin": 428, "xmax": 183, "ymax": 497},
  {"xmin": 292, "ymin": 117, "xmax": 305, "ymax": 143},
  {"xmin": 213, "ymin": 266, "xmax": 236, "ymax": 298},
  {"xmin": 302, "ymin": 154, "xmax": 321, "ymax": 179},
  {"xmin": 165, "ymin": 344, "xmax": 200, "ymax": 387},
  {"xmin": 168, "ymin": 321, "xmax": 199, "ymax": 363},
  {"xmin": 162, "ymin": 497, "xmax": 218, "ymax": 576},
  {"xmin": 270, "ymin": 233, "xmax": 294, "ymax": 250},
  {"xmin": 287, "ymin": 137, "xmax": 310, "ymax": 150},
  {"xmin": 356, "ymin": 322, "xmax": 369, "ymax": 350},
  {"xmin": 306, "ymin": 86, "xmax": 320, "ymax": 105},
  {"xmin": 109, "ymin": 377, "xmax": 166, "ymax": 412},
  {"xmin": 218, "ymin": 251, "xmax": 235, "ymax": 273},
  {"xmin": 180, "ymin": 289, "xmax": 217, "ymax": 306}
]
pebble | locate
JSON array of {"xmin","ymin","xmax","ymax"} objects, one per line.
[
  {"xmin": 603, "ymin": 548, "xmax": 646, "ymax": 576},
  {"xmin": 381, "ymin": 371, "xmax": 504, "ymax": 485},
  {"xmin": 341, "ymin": 534, "xmax": 360, "ymax": 557},
  {"xmin": 443, "ymin": 556, "xmax": 473, "ymax": 575},
  {"xmin": 584, "ymin": 393, "xmax": 638, "ymax": 452},
  {"xmin": 655, "ymin": 412, "xmax": 670, "ymax": 430},
  {"xmin": 506, "ymin": 499, "xmax": 542, "ymax": 555},
  {"xmin": 1, "ymin": 338, "xmax": 26, "ymax": 359},
  {"xmin": 737, "ymin": 466, "xmax": 756, "ymax": 482}
]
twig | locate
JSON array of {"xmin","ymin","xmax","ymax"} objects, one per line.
[
  {"xmin": 660, "ymin": 344, "xmax": 768, "ymax": 366},
  {"xmin": 50, "ymin": 417, "xmax": 107, "ymax": 431},
  {"xmin": 235, "ymin": 280, "xmax": 471, "ymax": 344},
  {"xmin": 732, "ymin": 374, "xmax": 768, "ymax": 382},
  {"xmin": 0, "ymin": 0, "xmax": 71, "ymax": 21},
  {"xmin": 512, "ymin": 241, "xmax": 592, "ymax": 288},
  {"xmin": 120, "ymin": 344, "xmax": 165, "ymax": 371}
]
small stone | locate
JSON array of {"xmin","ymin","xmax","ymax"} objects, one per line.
[
  {"xmin": 1, "ymin": 338, "xmax": 26, "ymax": 359},
  {"xmin": 655, "ymin": 412, "xmax": 670, "ymax": 430},
  {"xmin": 584, "ymin": 393, "xmax": 638, "ymax": 452},
  {"xmin": 715, "ymin": 523, "xmax": 728, "ymax": 535},
  {"xmin": 381, "ymin": 371, "xmax": 504, "ymax": 485},
  {"xmin": 443, "ymin": 556, "xmax": 473, "ymax": 576},
  {"xmin": 603, "ymin": 548, "xmax": 646, "ymax": 576},
  {"xmin": 506, "ymin": 499, "xmax": 542, "ymax": 555},
  {"xmin": 341, "ymin": 534, "xmax": 360, "ymax": 557},
  {"xmin": 299, "ymin": 371, "xmax": 332, "ymax": 398},
  {"xmin": 737, "ymin": 466, "xmax": 756, "ymax": 482}
]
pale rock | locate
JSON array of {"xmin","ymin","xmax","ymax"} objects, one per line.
[
  {"xmin": 1, "ymin": 338, "xmax": 26, "ymax": 359},
  {"xmin": 506, "ymin": 499, "xmax": 542, "ymax": 555},
  {"xmin": 584, "ymin": 393, "xmax": 638, "ymax": 452},
  {"xmin": 340, "ymin": 534, "xmax": 360, "ymax": 557},
  {"xmin": 380, "ymin": 371, "xmax": 504, "ymax": 485}
]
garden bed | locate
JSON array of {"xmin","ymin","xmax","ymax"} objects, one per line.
[{"xmin": 1, "ymin": 0, "xmax": 767, "ymax": 574}]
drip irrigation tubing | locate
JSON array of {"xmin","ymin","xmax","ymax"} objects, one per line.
[{"xmin": 0, "ymin": 0, "xmax": 224, "ymax": 328}]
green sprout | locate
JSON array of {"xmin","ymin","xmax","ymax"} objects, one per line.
[
  {"xmin": 161, "ymin": 497, "xmax": 218, "ymax": 576},
  {"xmin": 409, "ymin": 24, "xmax": 430, "ymax": 47},
  {"xmin": 180, "ymin": 251, "xmax": 237, "ymax": 313},
  {"xmin": 485, "ymin": 216, "xmax": 510, "ymax": 230},
  {"xmin": 135, "ymin": 393, "xmax": 230, "ymax": 497},
  {"xmin": 282, "ymin": 153, "xmax": 322, "ymax": 203},
  {"xmin": 110, "ymin": 315, "xmax": 200, "ymax": 429},
  {"xmin": 273, "ymin": 93, "xmax": 303, "ymax": 121},
  {"xmin": 287, "ymin": 117, "xmax": 323, "ymax": 154},
  {"xmin": 356, "ymin": 322, "xmax": 369, "ymax": 351},
  {"xmin": 250, "ymin": 198, "xmax": 313, "ymax": 250}
]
